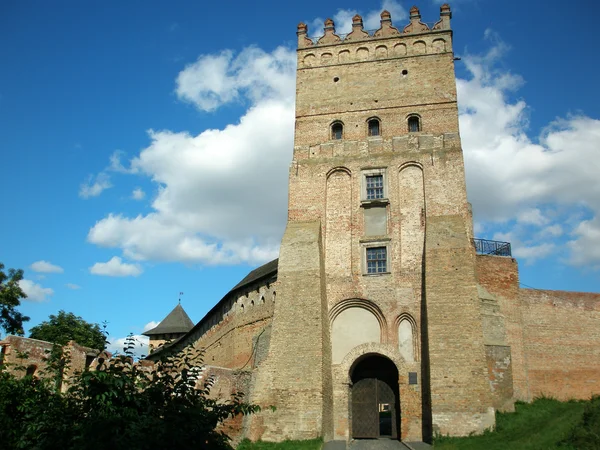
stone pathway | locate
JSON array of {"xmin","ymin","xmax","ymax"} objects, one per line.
[{"xmin": 324, "ymin": 440, "xmax": 432, "ymax": 450}]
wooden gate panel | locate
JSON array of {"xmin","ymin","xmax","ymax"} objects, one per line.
[{"xmin": 352, "ymin": 378, "xmax": 378, "ymax": 438}]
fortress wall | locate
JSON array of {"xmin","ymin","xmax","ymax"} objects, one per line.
[
  {"xmin": 191, "ymin": 284, "xmax": 276, "ymax": 370},
  {"xmin": 475, "ymin": 255, "xmax": 527, "ymax": 401},
  {"xmin": 519, "ymin": 288, "xmax": 600, "ymax": 400}
]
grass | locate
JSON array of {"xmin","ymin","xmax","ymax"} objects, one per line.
[
  {"xmin": 434, "ymin": 396, "xmax": 599, "ymax": 450},
  {"xmin": 237, "ymin": 438, "xmax": 322, "ymax": 450}
]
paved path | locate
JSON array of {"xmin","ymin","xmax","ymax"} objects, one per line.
[{"xmin": 324, "ymin": 440, "xmax": 432, "ymax": 450}]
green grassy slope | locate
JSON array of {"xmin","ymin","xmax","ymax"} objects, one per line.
[{"xmin": 434, "ymin": 397, "xmax": 599, "ymax": 450}]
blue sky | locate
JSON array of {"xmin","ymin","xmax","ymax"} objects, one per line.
[{"xmin": 1, "ymin": 0, "xmax": 599, "ymax": 355}]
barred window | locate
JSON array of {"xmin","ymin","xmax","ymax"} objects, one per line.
[
  {"xmin": 408, "ymin": 116, "xmax": 420, "ymax": 132},
  {"xmin": 366, "ymin": 174, "xmax": 384, "ymax": 200},
  {"xmin": 366, "ymin": 247, "xmax": 387, "ymax": 273},
  {"xmin": 331, "ymin": 122, "xmax": 343, "ymax": 140},
  {"xmin": 368, "ymin": 118, "xmax": 380, "ymax": 136}
]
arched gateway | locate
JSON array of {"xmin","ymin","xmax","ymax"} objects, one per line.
[{"xmin": 351, "ymin": 354, "xmax": 400, "ymax": 439}]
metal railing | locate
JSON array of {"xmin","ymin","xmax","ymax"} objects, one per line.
[{"xmin": 472, "ymin": 238, "xmax": 512, "ymax": 257}]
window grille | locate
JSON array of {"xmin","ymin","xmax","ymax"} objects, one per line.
[
  {"xmin": 331, "ymin": 122, "xmax": 343, "ymax": 140},
  {"xmin": 408, "ymin": 116, "xmax": 420, "ymax": 132},
  {"xmin": 366, "ymin": 247, "xmax": 387, "ymax": 273},
  {"xmin": 366, "ymin": 174, "xmax": 384, "ymax": 200}
]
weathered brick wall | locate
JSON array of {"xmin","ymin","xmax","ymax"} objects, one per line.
[
  {"xmin": 0, "ymin": 336, "xmax": 98, "ymax": 392},
  {"xmin": 425, "ymin": 217, "xmax": 494, "ymax": 437},
  {"xmin": 0, "ymin": 335, "xmax": 54, "ymax": 376},
  {"xmin": 191, "ymin": 284, "xmax": 277, "ymax": 370},
  {"xmin": 519, "ymin": 289, "xmax": 600, "ymax": 400},
  {"xmin": 475, "ymin": 255, "xmax": 527, "ymax": 401}
]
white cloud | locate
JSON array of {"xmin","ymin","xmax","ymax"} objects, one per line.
[
  {"xmin": 65, "ymin": 283, "xmax": 81, "ymax": 290},
  {"xmin": 143, "ymin": 321, "xmax": 159, "ymax": 332},
  {"xmin": 87, "ymin": 46, "xmax": 295, "ymax": 266},
  {"xmin": 309, "ymin": 0, "xmax": 407, "ymax": 37},
  {"xmin": 79, "ymin": 172, "xmax": 112, "ymax": 198},
  {"xmin": 107, "ymin": 334, "xmax": 149, "ymax": 359},
  {"xmin": 19, "ymin": 279, "xmax": 54, "ymax": 302},
  {"xmin": 30, "ymin": 260, "xmax": 64, "ymax": 274},
  {"xmin": 89, "ymin": 256, "xmax": 143, "ymax": 277},
  {"xmin": 108, "ymin": 150, "xmax": 136, "ymax": 174},
  {"xmin": 176, "ymin": 46, "xmax": 295, "ymax": 112},
  {"xmin": 458, "ymin": 32, "xmax": 600, "ymax": 268},
  {"xmin": 131, "ymin": 187, "xmax": 145, "ymax": 200},
  {"xmin": 517, "ymin": 209, "xmax": 549, "ymax": 227}
]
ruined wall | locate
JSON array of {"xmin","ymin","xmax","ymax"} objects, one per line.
[
  {"xmin": 0, "ymin": 336, "xmax": 98, "ymax": 391},
  {"xmin": 519, "ymin": 289, "xmax": 600, "ymax": 400}
]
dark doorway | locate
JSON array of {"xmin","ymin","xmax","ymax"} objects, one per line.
[{"xmin": 351, "ymin": 354, "xmax": 400, "ymax": 439}]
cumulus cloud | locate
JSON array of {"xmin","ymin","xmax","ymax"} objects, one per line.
[
  {"xmin": 19, "ymin": 279, "xmax": 54, "ymax": 302},
  {"xmin": 143, "ymin": 320, "xmax": 160, "ymax": 332},
  {"xmin": 309, "ymin": 0, "xmax": 407, "ymax": 36},
  {"xmin": 30, "ymin": 260, "xmax": 64, "ymax": 274},
  {"xmin": 89, "ymin": 257, "xmax": 143, "ymax": 277},
  {"xmin": 65, "ymin": 283, "xmax": 81, "ymax": 290},
  {"xmin": 79, "ymin": 172, "xmax": 112, "ymax": 199},
  {"xmin": 107, "ymin": 334, "xmax": 149, "ymax": 359},
  {"xmin": 87, "ymin": 46, "xmax": 295, "ymax": 266},
  {"xmin": 131, "ymin": 188, "xmax": 145, "ymax": 200},
  {"xmin": 458, "ymin": 31, "xmax": 600, "ymax": 267}
]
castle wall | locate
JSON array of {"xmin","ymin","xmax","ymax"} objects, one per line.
[
  {"xmin": 189, "ymin": 284, "xmax": 277, "ymax": 370},
  {"xmin": 519, "ymin": 289, "xmax": 600, "ymax": 400},
  {"xmin": 248, "ymin": 221, "xmax": 333, "ymax": 441}
]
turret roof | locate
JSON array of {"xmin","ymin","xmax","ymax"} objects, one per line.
[{"xmin": 142, "ymin": 303, "xmax": 194, "ymax": 336}]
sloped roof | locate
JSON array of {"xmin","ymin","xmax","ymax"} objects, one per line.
[
  {"xmin": 142, "ymin": 303, "xmax": 194, "ymax": 336},
  {"xmin": 231, "ymin": 258, "xmax": 278, "ymax": 291},
  {"xmin": 146, "ymin": 259, "xmax": 278, "ymax": 359}
]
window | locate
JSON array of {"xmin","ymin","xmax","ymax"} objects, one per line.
[
  {"xmin": 368, "ymin": 118, "xmax": 380, "ymax": 136},
  {"xmin": 331, "ymin": 122, "xmax": 343, "ymax": 140},
  {"xmin": 366, "ymin": 247, "xmax": 387, "ymax": 273},
  {"xmin": 408, "ymin": 115, "xmax": 420, "ymax": 132},
  {"xmin": 366, "ymin": 174, "xmax": 384, "ymax": 200},
  {"xmin": 361, "ymin": 168, "xmax": 388, "ymax": 202}
]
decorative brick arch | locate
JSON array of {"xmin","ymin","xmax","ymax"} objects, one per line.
[
  {"xmin": 329, "ymin": 298, "xmax": 388, "ymax": 342},
  {"xmin": 340, "ymin": 342, "xmax": 407, "ymax": 382}
]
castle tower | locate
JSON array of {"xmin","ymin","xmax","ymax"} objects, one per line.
[
  {"xmin": 143, "ymin": 303, "xmax": 194, "ymax": 353},
  {"xmin": 250, "ymin": 5, "xmax": 494, "ymax": 442}
]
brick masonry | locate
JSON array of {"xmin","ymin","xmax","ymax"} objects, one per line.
[{"xmin": 13, "ymin": 4, "xmax": 588, "ymax": 445}]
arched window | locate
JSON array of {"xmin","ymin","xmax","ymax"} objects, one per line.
[
  {"xmin": 407, "ymin": 115, "xmax": 421, "ymax": 132},
  {"xmin": 25, "ymin": 365, "xmax": 37, "ymax": 377},
  {"xmin": 367, "ymin": 118, "xmax": 380, "ymax": 136},
  {"xmin": 331, "ymin": 122, "xmax": 343, "ymax": 140}
]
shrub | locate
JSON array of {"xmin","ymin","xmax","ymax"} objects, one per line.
[{"xmin": 0, "ymin": 336, "xmax": 259, "ymax": 450}]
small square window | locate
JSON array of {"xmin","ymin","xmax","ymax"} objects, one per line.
[
  {"xmin": 366, "ymin": 175, "xmax": 384, "ymax": 200},
  {"xmin": 366, "ymin": 246, "xmax": 387, "ymax": 273}
]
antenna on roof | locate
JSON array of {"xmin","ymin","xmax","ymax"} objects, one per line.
[{"xmin": 179, "ymin": 292, "xmax": 184, "ymax": 304}]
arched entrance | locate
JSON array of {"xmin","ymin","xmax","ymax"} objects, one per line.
[{"xmin": 351, "ymin": 354, "xmax": 400, "ymax": 439}]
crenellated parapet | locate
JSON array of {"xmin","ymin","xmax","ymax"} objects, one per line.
[{"xmin": 297, "ymin": 4, "xmax": 452, "ymax": 49}]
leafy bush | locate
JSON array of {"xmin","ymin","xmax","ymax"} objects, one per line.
[
  {"xmin": 0, "ymin": 336, "xmax": 259, "ymax": 450},
  {"xmin": 562, "ymin": 395, "xmax": 600, "ymax": 450}
]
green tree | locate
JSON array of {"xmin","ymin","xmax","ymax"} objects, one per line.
[
  {"xmin": 0, "ymin": 338, "xmax": 260, "ymax": 450},
  {"xmin": 0, "ymin": 263, "xmax": 30, "ymax": 336},
  {"xmin": 29, "ymin": 310, "xmax": 106, "ymax": 350}
]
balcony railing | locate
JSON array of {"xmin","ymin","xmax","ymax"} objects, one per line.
[{"xmin": 472, "ymin": 238, "xmax": 512, "ymax": 257}]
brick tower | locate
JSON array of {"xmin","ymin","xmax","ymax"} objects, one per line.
[{"xmin": 249, "ymin": 4, "xmax": 495, "ymax": 442}]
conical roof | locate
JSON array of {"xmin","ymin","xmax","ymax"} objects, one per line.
[{"xmin": 142, "ymin": 304, "xmax": 194, "ymax": 336}]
